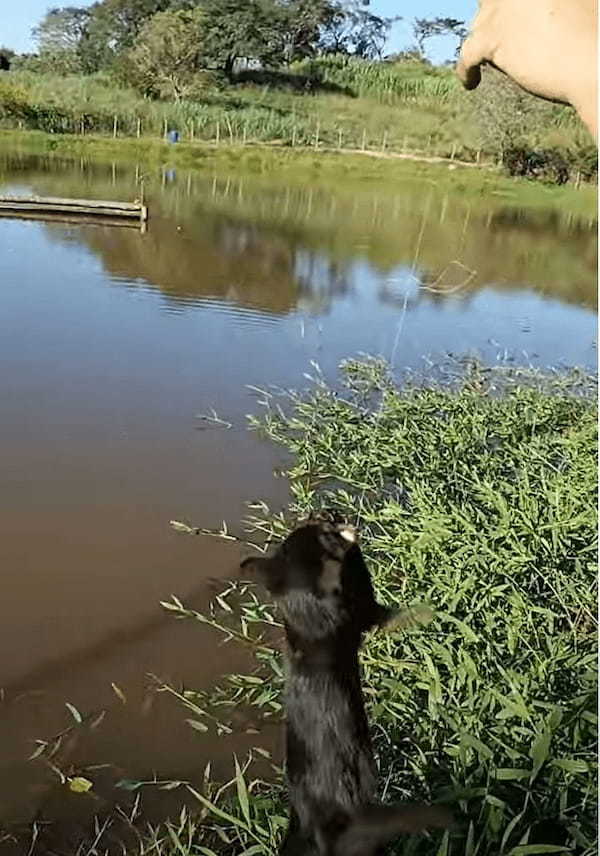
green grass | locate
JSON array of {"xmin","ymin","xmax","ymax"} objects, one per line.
[
  {"xmin": 151, "ymin": 359, "xmax": 597, "ymax": 855},
  {"xmin": 0, "ymin": 63, "xmax": 593, "ymax": 168}
]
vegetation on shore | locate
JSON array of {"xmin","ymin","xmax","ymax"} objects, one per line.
[
  {"xmin": 1, "ymin": 0, "xmax": 596, "ymax": 182},
  {"xmin": 162, "ymin": 359, "xmax": 597, "ymax": 856},
  {"xmin": 1, "ymin": 128, "xmax": 598, "ymax": 227},
  {"xmin": 0, "ymin": 61, "xmax": 596, "ymax": 184},
  {"xmin": 10, "ymin": 360, "xmax": 594, "ymax": 855}
]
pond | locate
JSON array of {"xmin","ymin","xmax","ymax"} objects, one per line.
[{"xmin": 0, "ymin": 152, "xmax": 596, "ymax": 832}]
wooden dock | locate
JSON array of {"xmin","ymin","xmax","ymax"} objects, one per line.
[{"xmin": 0, "ymin": 194, "xmax": 148, "ymax": 224}]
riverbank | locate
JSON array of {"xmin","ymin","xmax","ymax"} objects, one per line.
[
  {"xmin": 7, "ymin": 360, "xmax": 597, "ymax": 855},
  {"xmin": 1, "ymin": 130, "xmax": 597, "ymax": 220}
]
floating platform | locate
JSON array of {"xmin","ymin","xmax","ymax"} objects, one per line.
[{"xmin": 0, "ymin": 194, "xmax": 148, "ymax": 224}]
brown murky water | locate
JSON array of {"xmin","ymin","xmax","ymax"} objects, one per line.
[{"xmin": 0, "ymin": 153, "xmax": 596, "ymax": 832}]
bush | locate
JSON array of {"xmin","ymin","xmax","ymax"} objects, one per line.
[{"xmin": 504, "ymin": 145, "xmax": 570, "ymax": 184}]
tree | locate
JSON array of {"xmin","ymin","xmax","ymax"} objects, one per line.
[
  {"xmin": 0, "ymin": 47, "xmax": 15, "ymax": 70},
  {"xmin": 280, "ymin": 0, "xmax": 342, "ymax": 62},
  {"xmin": 320, "ymin": 1, "xmax": 397, "ymax": 59},
  {"xmin": 124, "ymin": 7, "xmax": 204, "ymax": 99},
  {"xmin": 83, "ymin": 0, "xmax": 173, "ymax": 70},
  {"xmin": 31, "ymin": 6, "xmax": 91, "ymax": 72},
  {"xmin": 200, "ymin": 0, "xmax": 288, "ymax": 78},
  {"xmin": 412, "ymin": 16, "xmax": 467, "ymax": 59}
]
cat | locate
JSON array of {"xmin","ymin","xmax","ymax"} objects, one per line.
[{"xmin": 241, "ymin": 516, "xmax": 452, "ymax": 856}]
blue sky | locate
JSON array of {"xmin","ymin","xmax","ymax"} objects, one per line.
[{"xmin": 1, "ymin": 0, "xmax": 477, "ymax": 60}]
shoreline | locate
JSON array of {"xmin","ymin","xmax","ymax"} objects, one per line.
[{"xmin": 1, "ymin": 129, "xmax": 597, "ymax": 218}]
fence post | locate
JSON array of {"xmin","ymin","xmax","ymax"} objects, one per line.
[
  {"xmin": 242, "ymin": 121, "xmax": 247, "ymax": 145},
  {"xmin": 361, "ymin": 128, "xmax": 366, "ymax": 151},
  {"xmin": 190, "ymin": 119, "xmax": 194, "ymax": 141},
  {"xmin": 476, "ymin": 149, "xmax": 481, "ymax": 164},
  {"xmin": 80, "ymin": 115, "xmax": 85, "ymax": 136},
  {"xmin": 338, "ymin": 129, "xmax": 342, "ymax": 150},
  {"xmin": 314, "ymin": 121, "xmax": 320, "ymax": 149},
  {"xmin": 450, "ymin": 142, "xmax": 457, "ymax": 160},
  {"xmin": 291, "ymin": 124, "xmax": 296, "ymax": 147},
  {"xmin": 381, "ymin": 131, "xmax": 387, "ymax": 153},
  {"xmin": 216, "ymin": 120, "xmax": 220, "ymax": 145},
  {"xmin": 162, "ymin": 118, "xmax": 167, "ymax": 139},
  {"xmin": 113, "ymin": 115, "xmax": 118, "ymax": 138}
]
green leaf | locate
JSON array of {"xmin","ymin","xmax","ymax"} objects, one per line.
[
  {"xmin": 187, "ymin": 786, "xmax": 251, "ymax": 832},
  {"xmin": 551, "ymin": 758, "xmax": 589, "ymax": 774},
  {"xmin": 110, "ymin": 682, "xmax": 127, "ymax": 704},
  {"xmin": 65, "ymin": 702, "xmax": 82, "ymax": 724},
  {"xmin": 68, "ymin": 776, "xmax": 93, "ymax": 794},
  {"xmin": 529, "ymin": 728, "xmax": 552, "ymax": 778},
  {"xmin": 185, "ymin": 718, "xmax": 209, "ymax": 732},
  {"xmin": 507, "ymin": 846, "xmax": 570, "ymax": 855},
  {"xmin": 461, "ymin": 731, "xmax": 493, "ymax": 761},
  {"xmin": 494, "ymin": 768, "xmax": 531, "ymax": 781},
  {"xmin": 115, "ymin": 779, "xmax": 143, "ymax": 791},
  {"xmin": 234, "ymin": 754, "xmax": 251, "ymax": 825}
]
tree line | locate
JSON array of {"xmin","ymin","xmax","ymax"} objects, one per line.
[{"xmin": 0, "ymin": 2, "xmax": 467, "ymax": 101}]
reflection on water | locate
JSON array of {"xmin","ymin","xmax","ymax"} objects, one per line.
[{"xmin": 0, "ymin": 153, "xmax": 596, "ymax": 832}]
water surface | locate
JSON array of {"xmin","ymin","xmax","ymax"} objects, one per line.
[{"xmin": 0, "ymin": 153, "xmax": 596, "ymax": 829}]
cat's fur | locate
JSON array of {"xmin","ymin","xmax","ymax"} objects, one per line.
[{"xmin": 241, "ymin": 517, "xmax": 451, "ymax": 856}]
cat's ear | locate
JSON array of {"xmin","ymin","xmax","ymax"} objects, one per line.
[{"xmin": 334, "ymin": 802, "xmax": 452, "ymax": 856}]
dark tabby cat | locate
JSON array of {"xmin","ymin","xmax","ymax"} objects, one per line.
[{"xmin": 241, "ymin": 517, "xmax": 451, "ymax": 856}]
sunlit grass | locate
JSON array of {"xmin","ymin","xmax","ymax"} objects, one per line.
[
  {"xmin": 155, "ymin": 359, "xmax": 597, "ymax": 855},
  {"xmin": 0, "ymin": 64, "xmax": 588, "ymax": 165}
]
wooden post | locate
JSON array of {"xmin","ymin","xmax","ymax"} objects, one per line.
[
  {"xmin": 476, "ymin": 149, "xmax": 481, "ymax": 164},
  {"xmin": 361, "ymin": 128, "xmax": 366, "ymax": 151},
  {"xmin": 163, "ymin": 118, "xmax": 167, "ymax": 139},
  {"xmin": 216, "ymin": 120, "xmax": 220, "ymax": 145},
  {"xmin": 113, "ymin": 115, "xmax": 118, "ymax": 138},
  {"xmin": 314, "ymin": 121, "xmax": 320, "ymax": 149},
  {"xmin": 381, "ymin": 131, "xmax": 387, "ymax": 153},
  {"xmin": 450, "ymin": 142, "xmax": 457, "ymax": 160},
  {"xmin": 338, "ymin": 129, "xmax": 342, "ymax": 150},
  {"xmin": 190, "ymin": 119, "xmax": 194, "ymax": 141},
  {"xmin": 137, "ymin": 118, "xmax": 141, "ymax": 138},
  {"xmin": 291, "ymin": 125, "xmax": 296, "ymax": 147},
  {"xmin": 575, "ymin": 170, "xmax": 582, "ymax": 189},
  {"xmin": 80, "ymin": 116, "xmax": 85, "ymax": 136},
  {"xmin": 242, "ymin": 121, "xmax": 247, "ymax": 145}
]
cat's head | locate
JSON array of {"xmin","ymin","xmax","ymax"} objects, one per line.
[{"xmin": 240, "ymin": 518, "xmax": 396, "ymax": 641}]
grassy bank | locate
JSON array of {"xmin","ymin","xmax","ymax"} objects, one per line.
[
  {"xmin": 161, "ymin": 360, "xmax": 597, "ymax": 856},
  {"xmin": 0, "ymin": 63, "xmax": 595, "ymax": 179},
  {"xmin": 1, "ymin": 129, "xmax": 597, "ymax": 221},
  {"xmin": 3, "ymin": 361, "xmax": 597, "ymax": 854}
]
